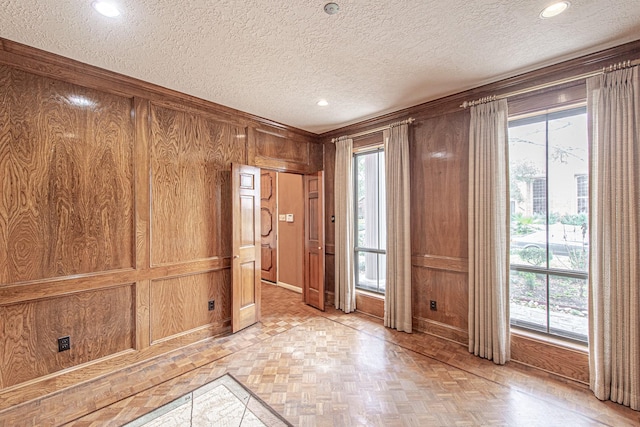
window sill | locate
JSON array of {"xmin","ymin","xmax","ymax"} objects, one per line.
[
  {"xmin": 510, "ymin": 327, "xmax": 588, "ymax": 353},
  {"xmin": 355, "ymin": 289, "xmax": 384, "ymax": 300}
]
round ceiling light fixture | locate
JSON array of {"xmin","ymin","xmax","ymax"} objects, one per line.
[
  {"xmin": 539, "ymin": 1, "xmax": 570, "ymax": 19},
  {"xmin": 324, "ymin": 3, "xmax": 340, "ymax": 15},
  {"xmin": 317, "ymin": 99, "xmax": 329, "ymax": 107},
  {"xmin": 92, "ymin": 1, "xmax": 121, "ymax": 18}
]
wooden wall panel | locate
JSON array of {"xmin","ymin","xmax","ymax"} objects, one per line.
[
  {"xmin": 150, "ymin": 270, "xmax": 231, "ymax": 343},
  {"xmin": 256, "ymin": 129, "xmax": 308, "ymax": 163},
  {"xmin": 511, "ymin": 334, "xmax": 589, "ymax": 383},
  {"xmin": 0, "ymin": 285, "xmax": 134, "ymax": 388},
  {"xmin": 0, "ymin": 65, "xmax": 135, "ymax": 284},
  {"xmin": 249, "ymin": 128, "xmax": 322, "ymax": 173},
  {"xmin": 410, "ymin": 111, "xmax": 469, "ymax": 259},
  {"xmin": 324, "ymin": 142, "xmax": 335, "ymax": 248},
  {"xmin": 412, "ymin": 266, "xmax": 468, "ymax": 332},
  {"xmin": 150, "ymin": 104, "xmax": 246, "ymax": 265},
  {"xmin": 323, "ymin": 141, "xmax": 335, "ymax": 296},
  {"xmin": 0, "ymin": 39, "xmax": 320, "ymax": 398},
  {"xmin": 325, "ymin": 254, "xmax": 335, "ymax": 295},
  {"xmin": 355, "ymin": 293, "xmax": 384, "ymax": 319}
]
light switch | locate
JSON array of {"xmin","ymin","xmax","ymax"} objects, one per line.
[
  {"xmin": 278, "ymin": 214, "xmax": 286, "ymax": 221},
  {"xmin": 286, "ymin": 214, "xmax": 294, "ymax": 222}
]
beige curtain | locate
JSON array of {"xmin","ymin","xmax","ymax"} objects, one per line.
[
  {"xmin": 334, "ymin": 136, "xmax": 356, "ymax": 313},
  {"xmin": 468, "ymin": 99, "xmax": 510, "ymax": 365},
  {"xmin": 384, "ymin": 124, "xmax": 412, "ymax": 332},
  {"xmin": 587, "ymin": 66, "xmax": 640, "ymax": 410}
]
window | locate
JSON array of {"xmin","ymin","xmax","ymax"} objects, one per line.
[
  {"xmin": 354, "ymin": 148, "xmax": 386, "ymax": 294},
  {"xmin": 509, "ymin": 106, "xmax": 589, "ymax": 342},
  {"xmin": 532, "ymin": 178, "xmax": 546, "ymax": 215},
  {"xmin": 576, "ymin": 174, "xmax": 588, "ymax": 213}
]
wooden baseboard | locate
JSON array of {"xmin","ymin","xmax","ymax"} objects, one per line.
[
  {"xmin": 326, "ymin": 291, "xmax": 335, "ymax": 307},
  {"xmin": 276, "ymin": 281, "xmax": 302, "ymax": 294},
  {"xmin": 413, "ymin": 317, "xmax": 468, "ymax": 345}
]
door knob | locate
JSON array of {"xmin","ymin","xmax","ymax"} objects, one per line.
[
  {"xmin": 233, "ymin": 255, "xmax": 239, "ymax": 259},
  {"xmin": 318, "ymin": 247, "xmax": 322, "ymax": 250}
]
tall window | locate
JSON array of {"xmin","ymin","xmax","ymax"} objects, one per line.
[
  {"xmin": 354, "ymin": 148, "xmax": 386, "ymax": 294},
  {"xmin": 532, "ymin": 178, "xmax": 547, "ymax": 214},
  {"xmin": 509, "ymin": 106, "xmax": 589, "ymax": 342},
  {"xmin": 576, "ymin": 174, "xmax": 588, "ymax": 213}
]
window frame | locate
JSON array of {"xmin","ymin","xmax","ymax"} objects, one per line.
[
  {"xmin": 508, "ymin": 103, "xmax": 589, "ymax": 344},
  {"xmin": 353, "ymin": 145, "xmax": 386, "ymax": 295},
  {"xmin": 576, "ymin": 174, "xmax": 588, "ymax": 214}
]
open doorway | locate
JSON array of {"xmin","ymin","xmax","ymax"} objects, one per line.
[{"xmin": 260, "ymin": 171, "xmax": 305, "ymax": 293}]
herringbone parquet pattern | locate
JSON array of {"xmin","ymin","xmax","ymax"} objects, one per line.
[{"xmin": 1, "ymin": 283, "xmax": 639, "ymax": 426}]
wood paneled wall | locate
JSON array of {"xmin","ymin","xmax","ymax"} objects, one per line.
[
  {"xmin": 0, "ymin": 65, "xmax": 135, "ymax": 284},
  {"xmin": 320, "ymin": 39, "xmax": 640, "ymax": 381},
  {"xmin": 0, "ymin": 38, "xmax": 321, "ymax": 393}
]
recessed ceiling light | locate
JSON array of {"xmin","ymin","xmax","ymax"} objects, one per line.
[
  {"xmin": 540, "ymin": 1, "xmax": 570, "ymax": 19},
  {"xmin": 92, "ymin": 1, "xmax": 121, "ymax": 18},
  {"xmin": 317, "ymin": 99, "xmax": 329, "ymax": 107}
]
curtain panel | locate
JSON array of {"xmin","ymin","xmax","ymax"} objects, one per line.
[
  {"xmin": 384, "ymin": 124, "xmax": 412, "ymax": 332},
  {"xmin": 587, "ymin": 66, "xmax": 640, "ymax": 410},
  {"xmin": 334, "ymin": 137, "xmax": 356, "ymax": 313},
  {"xmin": 468, "ymin": 99, "xmax": 511, "ymax": 365}
]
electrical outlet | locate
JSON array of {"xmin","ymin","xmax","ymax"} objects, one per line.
[
  {"xmin": 208, "ymin": 300, "xmax": 215, "ymax": 311},
  {"xmin": 430, "ymin": 300, "xmax": 437, "ymax": 311},
  {"xmin": 58, "ymin": 336, "xmax": 71, "ymax": 352}
]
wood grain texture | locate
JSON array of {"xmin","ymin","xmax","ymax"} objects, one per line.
[
  {"xmin": 134, "ymin": 97, "xmax": 151, "ymax": 270},
  {"xmin": 0, "ymin": 65, "xmax": 135, "ymax": 284},
  {"xmin": 231, "ymin": 164, "xmax": 261, "ymax": 332},
  {"xmin": 4, "ymin": 35, "xmax": 639, "ymax": 402},
  {"xmin": 412, "ymin": 266, "xmax": 468, "ymax": 331},
  {"xmin": 508, "ymin": 83, "xmax": 586, "ymax": 117},
  {"xmin": 0, "ymin": 259, "xmax": 230, "ymax": 306},
  {"xmin": 150, "ymin": 270, "xmax": 231, "ymax": 343},
  {"xmin": 135, "ymin": 280, "xmax": 151, "ymax": 350},
  {"xmin": 413, "ymin": 317, "xmax": 469, "ymax": 345},
  {"xmin": 0, "ymin": 285, "xmax": 134, "ymax": 388},
  {"xmin": 0, "ymin": 38, "xmax": 318, "ymax": 142},
  {"xmin": 511, "ymin": 333, "xmax": 589, "ymax": 383},
  {"xmin": 355, "ymin": 292, "xmax": 384, "ymax": 319},
  {"xmin": 353, "ymin": 133, "xmax": 384, "ymax": 150},
  {"xmin": 260, "ymin": 170, "xmax": 277, "ymax": 282},
  {"xmin": 150, "ymin": 103, "xmax": 245, "ymax": 265},
  {"xmin": 323, "ymin": 141, "xmax": 335, "ymax": 248},
  {"xmin": 325, "ymin": 253, "xmax": 335, "ymax": 295},
  {"xmin": 410, "ymin": 111, "xmax": 469, "ymax": 259},
  {"xmin": 248, "ymin": 128, "xmax": 322, "ymax": 174},
  {"xmin": 255, "ymin": 129, "xmax": 308, "ymax": 164},
  {"xmin": 411, "ymin": 255, "xmax": 468, "ymax": 273},
  {"xmin": 304, "ymin": 171, "xmax": 325, "ymax": 310}
]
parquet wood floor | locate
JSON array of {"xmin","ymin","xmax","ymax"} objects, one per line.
[{"xmin": 1, "ymin": 283, "xmax": 639, "ymax": 426}]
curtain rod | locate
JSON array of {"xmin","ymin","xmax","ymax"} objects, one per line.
[
  {"xmin": 460, "ymin": 59, "xmax": 640, "ymax": 108},
  {"xmin": 331, "ymin": 117, "xmax": 415, "ymax": 143}
]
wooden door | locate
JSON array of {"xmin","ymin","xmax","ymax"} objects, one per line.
[
  {"xmin": 260, "ymin": 170, "xmax": 277, "ymax": 282},
  {"xmin": 304, "ymin": 171, "xmax": 325, "ymax": 310},
  {"xmin": 232, "ymin": 163, "xmax": 261, "ymax": 332}
]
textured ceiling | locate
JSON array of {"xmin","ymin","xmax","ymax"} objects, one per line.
[{"xmin": 1, "ymin": 1, "xmax": 640, "ymax": 133}]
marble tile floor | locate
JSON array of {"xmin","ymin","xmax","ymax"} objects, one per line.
[{"xmin": 123, "ymin": 374, "xmax": 289, "ymax": 427}]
